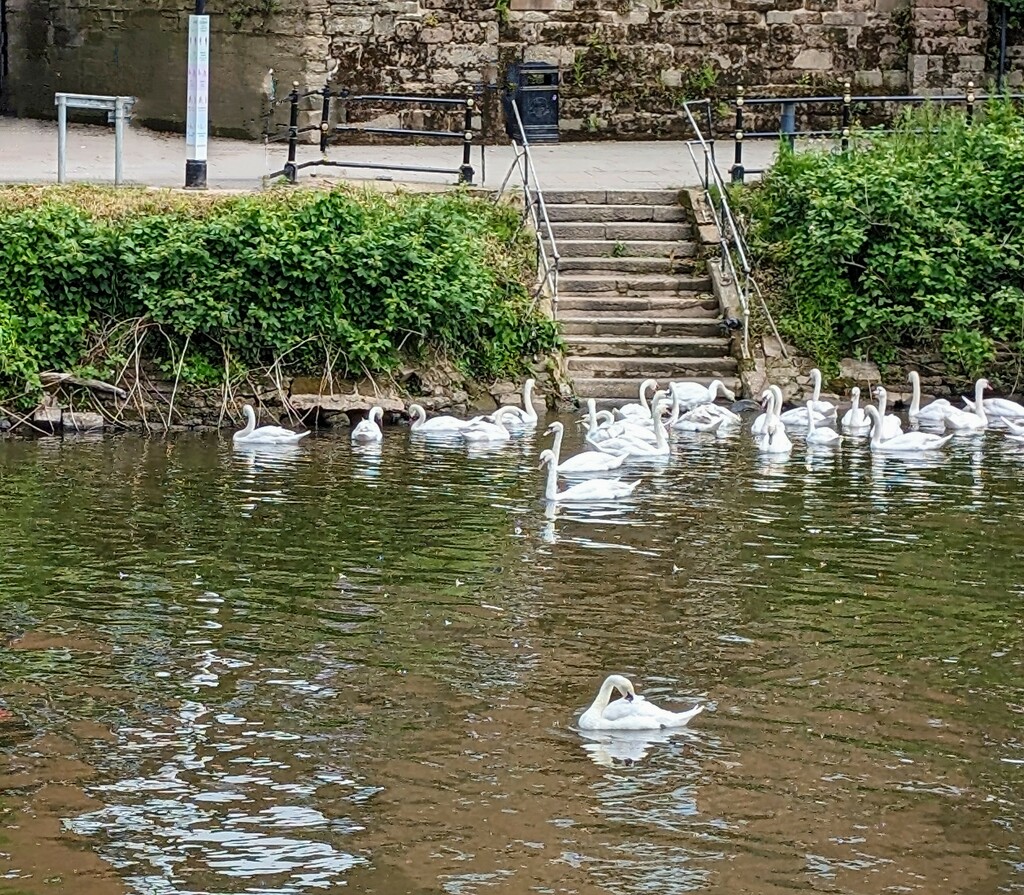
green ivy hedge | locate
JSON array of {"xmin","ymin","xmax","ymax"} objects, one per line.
[
  {"xmin": 736, "ymin": 101, "xmax": 1024, "ymax": 379},
  {"xmin": 0, "ymin": 185, "xmax": 560, "ymax": 407}
]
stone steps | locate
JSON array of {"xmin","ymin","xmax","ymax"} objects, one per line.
[
  {"xmin": 547, "ymin": 203, "xmax": 688, "ymax": 223},
  {"xmin": 558, "ymin": 295, "xmax": 719, "ymax": 318},
  {"xmin": 567, "ymin": 334, "xmax": 728, "ymax": 357},
  {"xmin": 559, "ymin": 273, "xmax": 711, "ymax": 294},
  {"xmin": 545, "ymin": 188, "xmax": 738, "ymax": 406},
  {"xmin": 550, "ymin": 221, "xmax": 693, "ymax": 241},
  {"xmin": 557, "ymin": 256, "xmax": 696, "ymax": 274},
  {"xmin": 560, "ymin": 315, "xmax": 724, "ymax": 338},
  {"xmin": 573, "ymin": 376, "xmax": 742, "ymax": 401},
  {"xmin": 568, "ymin": 354, "xmax": 738, "ymax": 376},
  {"xmin": 550, "ymin": 238, "xmax": 698, "ymax": 258}
]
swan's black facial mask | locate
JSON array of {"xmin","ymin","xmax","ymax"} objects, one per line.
[{"xmin": 625, "ymin": 693, "xmax": 634, "ymax": 702}]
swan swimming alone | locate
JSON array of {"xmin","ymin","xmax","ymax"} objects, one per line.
[
  {"xmin": 578, "ymin": 674, "xmax": 704, "ymax": 731},
  {"xmin": 232, "ymin": 404, "xmax": 309, "ymax": 445},
  {"xmin": 538, "ymin": 450, "xmax": 640, "ymax": 502},
  {"xmin": 545, "ymin": 422, "xmax": 627, "ymax": 473},
  {"xmin": 351, "ymin": 406, "xmax": 384, "ymax": 444}
]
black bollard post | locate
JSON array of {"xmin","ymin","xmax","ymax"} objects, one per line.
[
  {"xmin": 840, "ymin": 79, "xmax": 851, "ymax": 153},
  {"xmin": 319, "ymin": 83, "xmax": 332, "ymax": 155},
  {"xmin": 284, "ymin": 82, "xmax": 299, "ymax": 184},
  {"xmin": 460, "ymin": 96, "xmax": 475, "ymax": 184},
  {"xmin": 732, "ymin": 86, "xmax": 745, "ymax": 184},
  {"xmin": 966, "ymin": 80, "xmax": 976, "ymax": 125}
]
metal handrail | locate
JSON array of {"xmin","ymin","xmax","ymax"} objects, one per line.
[
  {"xmin": 681, "ymin": 99, "xmax": 786, "ymax": 361},
  {"xmin": 495, "ymin": 102, "xmax": 560, "ymax": 316}
]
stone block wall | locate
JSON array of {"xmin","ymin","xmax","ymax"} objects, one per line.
[{"xmin": 0, "ymin": 0, "xmax": 1008, "ymax": 140}]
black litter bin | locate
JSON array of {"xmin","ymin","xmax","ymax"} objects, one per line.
[{"xmin": 504, "ymin": 62, "xmax": 559, "ymax": 144}]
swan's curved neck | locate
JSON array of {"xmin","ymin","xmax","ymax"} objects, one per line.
[
  {"xmin": 241, "ymin": 406, "xmax": 256, "ymax": 436},
  {"xmin": 523, "ymin": 381, "xmax": 537, "ymax": 420},
  {"xmin": 668, "ymin": 389, "xmax": 681, "ymax": 424},
  {"xmin": 974, "ymin": 379, "xmax": 987, "ymax": 422},
  {"xmin": 708, "ymin": 380, "xmax": 721, "ymax": 402},
  {"xmin": 805, "ymin": 403, "xmax": 815, "ymax": 435},
  {"xmin": 640, "ymin": 380, "xmax": 653, "ymax": 411},
  {"xmin": 653, "ymin": 400, "xmax": 668, "ymax": 448},
  {"xmin": 587, "ymin": 400, "xmax": 598, "ymax": 430},
  {"xmin": 851, "ymin": 390, "xmax": 860, "ymax": 412},
  {"xmin": 909, "ymin": 374, "xmax": 921, "ymax": 415},
  {"xmin": 550, "ymin": 425, "xmax": 563, "ymax": 459},
  {"xmin": 409, "ymin": 406, "xmax": 424, "ymax": 431},
  {"xmin": 876, "ymin": 389, "xmax": 887, "ymax": 415},
  {"xmin": 543, "ymin": 456, "xmax": 559, "ymax": 501},
  {"xmin": 811, "ymin": 370, "xmax": 822, "ymax": 402},
  {"xmin": 769, "ymin": 387, "xmax": 783, "ymax": 424},
  {"xmin": 868, "ymin": 410, "xmax": 882, "ymax": 446}
]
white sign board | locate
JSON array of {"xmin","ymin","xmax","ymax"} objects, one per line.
[{"xmin": 185, "ymin": 15, "xmax": 210, "ymax": 161}]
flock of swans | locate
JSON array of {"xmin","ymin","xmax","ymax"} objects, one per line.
[{"xmin": 233, "ymin": 367, "xmax": 1024, "ymax": 508}]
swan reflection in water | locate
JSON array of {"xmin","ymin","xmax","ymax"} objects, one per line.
[
  {"xmin": 577, "ymin": 726, "xmax": 702, "ymax": 769},
  {"xmin": 232, "ymin": 442, "xmax": 306, "ymax": 514},
  {"xmin": 350, "ymin": 443, "xmax": 382, "ymax": 481}
]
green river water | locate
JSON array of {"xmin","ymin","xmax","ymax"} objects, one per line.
[{"xmin": 0, "ymin": 413, "xmax": 1022, "ymax": 895}]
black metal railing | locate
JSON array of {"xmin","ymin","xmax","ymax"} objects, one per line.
[
  {"xmin": 495, "ymin": 100, "xmax": 560, "ymax": 314},
  {"xmin": 730, "ymin": 80, "xmax": 1024, "ymax": 183},
  {"xmin": 681, "ymin": 98, "xmax": 785, "ymax": 361},
  {"xmin": 264, "ymin": 82, "xmax": 484, "ymax": 185}
]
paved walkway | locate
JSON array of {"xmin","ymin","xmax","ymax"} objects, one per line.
[{"xmin": 0, "ymin": 117, "xmax": 781, "ymax": 192}]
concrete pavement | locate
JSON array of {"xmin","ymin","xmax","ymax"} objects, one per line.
[{"xmin": 0, "ymin": 117, "xmax": 782, "ymax": 192}]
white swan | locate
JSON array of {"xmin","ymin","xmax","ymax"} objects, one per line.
[
  {"xmin": 751, "ymin": 388, "xmax": 779, "ymax": 437},
  {"xmin": 778, "ymin": 384, "xmax": 829, "ymax": 429},
  {"xmin": 669, "ymin": 378, "xmax": 736, "ymax": 411},
  {"xmin": 758, "ymin": 419, "xmax": 792, "ymax": 455},
  {"xmin": 461, "ymin": 408, "xmax": 514, "ymax": 443},
  {"xmin": 864, "ymin": 405, "xmax": 952, "ymax": 453},
  {"xmin": 939, "ymin": 378, "xmax": 989, "ymax": 431},
  {"xmin": 672, "ymin": 405, "xmax": 725, "ymax": 433},
  {"xmin": 408, "ymin": 404, "xmax": 470, "ymax": 436},
  {"xmin": 546, "ymin": 422, "xmax": 626, "ymax": 473},
  {"xmin": 614, "ymin": 378, "xmax": 659, "ymax": 421},
  {"xmin": 232, "ymin": 404, "xmax": 309, "ymax": 445},
  {"xmin": 963, "ymin": 393, "xmax": 1024, "ymax": 419},
  {"xmin": 907, "ymin": 371, "xmax": 952, "ymax": 424},
  {"xmin": 578, "ymin": 674, "xmax": 704, "ymax": 731},
  {"xmin": 538, "ymin": 450, "xmax": 640, "ymax": 502},
  {"xmin": 350, "ymin": 406, "xmax": 384, "ymax": 443},
  {"xmin": 594, "ymin": 393, "xmax": 671, "ymax": 458},
  {"xmin": 492, "ymin": 378, "xmax": 539, "ymax": 429},
  {"xmin": 840, "ymin": 386, "xmax": 871, "ymax": 433},
  {"xmin": 805, "ymin": 399, "xmax": 842, "ymax": 447},
  {"xmin": 807, "ymin": 368, "xmax": 838, "ymax": 417},
  {"xmin": 872, "ymin": 387, "xmax": 904, "ymax": 439}
]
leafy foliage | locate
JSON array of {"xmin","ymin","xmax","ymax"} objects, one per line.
[
  {"xmin": 0, "ymin": 185, "xmax": 560, "ymax": 405},
  {"xmin": 734, "ymin": 101, "xmax": 1024, "ymax": 378}
]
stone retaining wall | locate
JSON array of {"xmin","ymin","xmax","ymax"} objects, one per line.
[{"xmin": 1, "ymin": 0, "xmax": 1010, "ymax": 140}]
